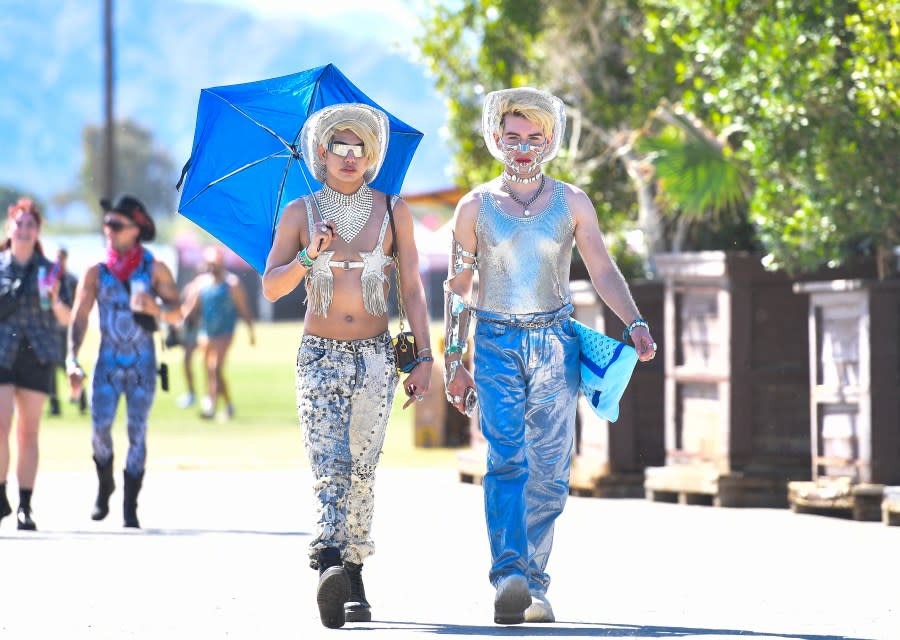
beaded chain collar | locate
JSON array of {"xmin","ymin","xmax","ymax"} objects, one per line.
[{"xmin": 315, "ymin": 183, "xmax": 373, "ymax": 243}]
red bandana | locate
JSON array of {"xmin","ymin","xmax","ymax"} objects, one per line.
[{"xmin": 105, "ymin": 244, "xmax": 144, "ymax": 282}]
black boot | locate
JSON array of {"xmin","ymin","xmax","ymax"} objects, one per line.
[
  {"xmin": 344, "ymin": 562, "xmax": 372, "ymax": 622},
  {"xmin": 91, "ymin": 456, "xmax": 116, "ymax": 521},
  {"xmin": 16, "ymin": 506, "xmax": 37, "ymax": 531},
  {"xmin": 17, "ymin": 488, "xmax": 37, "ymax": 531},
  {"xmin": 123, "ymin": 470, "xmax": 144, "ymax": 529},
  {"xmin": 316, "ymin": 547, "xmax": 350, "ymax": 629},
  {"xmin": 0, "ymin": 483, "xmax": 11, "ymax": 524}
]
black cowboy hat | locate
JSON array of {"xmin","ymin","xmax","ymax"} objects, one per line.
[{"xmin": 100, "ymin": 195, "xmax": 156, "ymax": 242}]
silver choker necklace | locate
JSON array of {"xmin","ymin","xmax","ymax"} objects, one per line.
[
  {"xmin": 502, "ymin": 174, "xmax": 547, "ymax": 217},
  {"xmin": 502, "ymin": 170, "xmax": 544, "ymax": 184},
  {"xmin": 316, "ymin": 183, "xmax": 373, "ymax": 243}
]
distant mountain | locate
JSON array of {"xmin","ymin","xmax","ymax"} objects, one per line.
[{"xmin": 0, "ymin": 0, "xmax": 452, "ymax": 218}]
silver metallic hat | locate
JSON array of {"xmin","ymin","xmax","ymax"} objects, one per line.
[
  {"xmin": 481, "ymin": 87, "xmax": 566, "ymax": 165},
  {"xmin": 300, "ymin": 103, "xmax": 390, "ymax": 184}
]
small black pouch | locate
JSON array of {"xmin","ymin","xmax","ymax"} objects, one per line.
[
  {"xmin": 393, "ymin": 332, "xmax": 417, "ymax": 373},
  {"xmin": 157, "ymin": 362, "xmax": 169, "ymax": 392},
  {"xmin": 386, "ymin": 195, "xmax": 419, "ymax": 375}
]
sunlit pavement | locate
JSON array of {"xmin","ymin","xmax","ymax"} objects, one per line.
[{"xmin": 1, "ymin": 467, "xmax": 896, "ymax": 639}]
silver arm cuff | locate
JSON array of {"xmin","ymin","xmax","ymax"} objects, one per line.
[
  {"xmin": 444, "ymin": 281, "xmax": 472, "ymax": 360},
  {"xmin": 451, "ymin": 232, "xmax": 477, "ymax": 275},
  {"xmin": 445, "ymin": 232, "xmax": 476, "ymax": 390}
]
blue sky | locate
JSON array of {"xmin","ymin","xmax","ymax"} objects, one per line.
[
  {"xmin": 182, "ymin": 0, "xmax": 426, "ymax": 42},
  {"xmin": 0, "ymin": 0, "xmax": 453, "ymax": 213}
]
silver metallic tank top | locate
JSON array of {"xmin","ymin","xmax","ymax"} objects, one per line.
[{"xmin": 475, "ymin": 180, "xmax": 574, "ymax": 314}]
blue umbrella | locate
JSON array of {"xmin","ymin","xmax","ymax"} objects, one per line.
[{"xmin": 176, "ymin": 63, "xmax": 423, "ymax": 274}]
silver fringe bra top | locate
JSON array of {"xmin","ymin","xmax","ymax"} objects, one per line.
[
  {"xmin": 302, "ymin": 194, "xmax": 396, "ymax": 317},
  {"xmin": 475, "ymin": 180, "xmax": 575, "ymax": 314}
]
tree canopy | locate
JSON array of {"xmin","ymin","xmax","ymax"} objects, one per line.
[
  {"xmin": 417, "ymin": 0, "xmax": 899, "ymax": 277},
  {"xmin": 641, "ymin": 0, "xmax": 898, "ymax": 275},
  {"xmin": 77, "ymin": 119, "xmax": 178, "ymax": 224}
]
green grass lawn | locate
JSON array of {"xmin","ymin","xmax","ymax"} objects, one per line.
[{"xmin": 36, "ymin": 321, "xmax": 459, "ymax": 473}]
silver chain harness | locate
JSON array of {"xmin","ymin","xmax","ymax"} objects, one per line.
[{"xmin": 501, "ymin": 174, "xmax": 547, "ymax": 216}]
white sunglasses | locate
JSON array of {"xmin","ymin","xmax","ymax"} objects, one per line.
[{"xmin": 328, "ymin": 141, "xmax": 366, "ymax": 158}]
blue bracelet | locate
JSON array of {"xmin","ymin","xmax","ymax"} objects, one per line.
[{"xmin": 623, "ymin": 318, "xmax": 649, "ymax": 342}]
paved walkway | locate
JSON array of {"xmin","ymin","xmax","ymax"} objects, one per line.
[{"xmin": 1, "ymin": 467, "xmax": 897, "ymax": 639}]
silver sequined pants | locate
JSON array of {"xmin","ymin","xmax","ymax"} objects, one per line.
[
  {"xmin": 295, "ymin": 332, "xmax": 398, "ymax": 567},
  {"xmin": 473, "ymin": 306, "xmax": 579, "ymax": 595}
]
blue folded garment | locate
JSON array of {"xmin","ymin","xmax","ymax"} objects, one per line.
[{"xmin": 572, "ymin": 320, "xmax": 638, "ymax": 422}]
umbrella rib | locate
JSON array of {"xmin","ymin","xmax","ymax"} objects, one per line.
[
  {"xmin": 179, "ymin": 150, "xmax": 290, "ymax": 210},
  {"xmin": 209, "ymin": 91, "xmax": 293, "ymax": 150},
  {"xmin": 272, "ymin": 158, "xmax": 293, "ymax": 245}
]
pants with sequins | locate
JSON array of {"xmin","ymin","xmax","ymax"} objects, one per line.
[
  {"xmin": 473, "ymin": 306, "xmax": 580, "ymax": 596},
  {"xmin": 295, "ymin": 332, "xmax": 398, "ymax": 568}
]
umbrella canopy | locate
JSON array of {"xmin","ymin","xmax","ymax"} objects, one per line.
[{"xmin": 177, "ymin": 63, "xmax": 423, "ymax": 274}]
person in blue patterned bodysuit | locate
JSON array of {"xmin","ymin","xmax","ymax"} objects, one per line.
[{"xmin": 67, "ymin": 196, "xmax": 181, "ymax": 529}]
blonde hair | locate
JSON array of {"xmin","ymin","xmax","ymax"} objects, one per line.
[
  {"xmin": 496, "ymin": 98, "xmax": 555, "ymax": 139},
  {"xmin": 322, "ymin": 120, "xmax": 380, "ymax": 164}
]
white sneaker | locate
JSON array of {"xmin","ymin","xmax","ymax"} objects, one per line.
[
  {"xmin": 493, "ymin": 574, "xmax": 530, "ymax": 625},
  {"xmin": 200, "ymin": 396, "xmax": 215, "ymax": 419},
  {"xmin": 176, "ymin": 392, "xmax": 195, "ymax": 409},
  {"xmin": 524, "ymin": 594, "xmax": 555, "ymax": 623}
]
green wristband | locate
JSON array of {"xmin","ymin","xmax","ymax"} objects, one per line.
[{"xmin": 296, "ymin": 248, "xmax": 315, "ymax": 268}]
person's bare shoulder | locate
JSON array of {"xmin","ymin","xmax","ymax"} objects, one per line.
[
  {"xmin": 454, "ymin": 187, "xmax": 485, "ymax": 228},
  {"xmin": 383, "ymin": 192, "xmax": 412, "ymax": 223},
  {"xmin": 559, "ymin": 179, "xmax": 590, "ymax": 204},
  {"xmin": 559, "ymin": 179, "xmax": 596, "ymax": 223},
  {"xmin": 280, "ymin": 197, "xmax": 309, "ymax": 225},
  {"xmin": 81, "ymin": 263, "xmax": 101, "ymax": 284},
  {"xmin": 152, "ymin": 258, "xmax": 177, "ymax": 281}
]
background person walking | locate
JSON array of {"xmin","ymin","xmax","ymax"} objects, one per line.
[
  {"xmin": 0, "ymin": 198, "xmax": 73, "ymax": 530},
  {"xmin": 46, "ymin": 246, "xmax": 80, "ymax": 416},
  {"xmin": 181, "ymin": 245, "xmax": 255, "ymax": 420}
]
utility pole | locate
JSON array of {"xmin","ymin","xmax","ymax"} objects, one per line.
[{"xmin": 103, "ymin": 0, "xmax": 115, "ymax": 199}]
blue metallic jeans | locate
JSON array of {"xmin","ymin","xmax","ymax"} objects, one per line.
[
  {"xmin": 473, "ymin": 305, "xmax": 579, "ymax": 595},
  {"xmin": 295, "ymin": 332, "xmax": 398, "ymax": 568}
]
